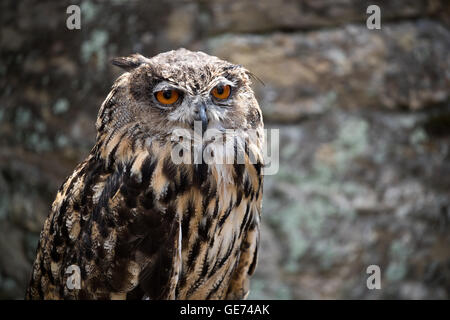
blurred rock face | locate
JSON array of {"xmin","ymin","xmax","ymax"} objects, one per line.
[{"xmin": 0, "ymin": 0, "xmax": 449, "ymax": 299}]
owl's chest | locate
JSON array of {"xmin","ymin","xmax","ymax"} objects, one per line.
[{"xmin": 174, "ymin": 166, "xmax": 254, "ymax": 299}]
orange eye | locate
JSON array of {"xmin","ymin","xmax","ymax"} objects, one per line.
[
  {"xmin": 211, "ymin": 84, "xmax": 231, "ymax": 100},
  {"xmin": 155, "ymin": 89, "xmax": 180, "ymax": 105}
]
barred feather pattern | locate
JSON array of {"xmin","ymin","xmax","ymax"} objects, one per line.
[{"xmin": 26, "ymin": 118, "xmax": 263, "ymax": 300}]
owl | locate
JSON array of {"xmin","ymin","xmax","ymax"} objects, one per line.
[{"xmin": 26, "ymin": 48, "xmax": 264, "ymax": 300}]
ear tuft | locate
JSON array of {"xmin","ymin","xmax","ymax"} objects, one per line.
[
  {"xmin": 246, "ymin": 70, "xmax": 265, "ymax": 86},
  {"xmin": 111, "ymin": 54, "xmax": 150, "ymax": 71}
]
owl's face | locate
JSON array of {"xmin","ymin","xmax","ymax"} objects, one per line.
[{"xmin": 99, "ymin": 49, "xmax": 262, "ymax": 141}]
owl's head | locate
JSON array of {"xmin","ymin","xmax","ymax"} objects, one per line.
[{"xmin": 96, "ymin": 49, "xmax": 263, "ymax": 142}]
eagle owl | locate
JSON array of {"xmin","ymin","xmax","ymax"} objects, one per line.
[{"xmin": 26, "ymin": 49, "xmax": 264, "ymax": 300}]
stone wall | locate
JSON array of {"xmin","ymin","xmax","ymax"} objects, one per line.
[{"xmin": 0, "ymin": 0, "xmax": 449, "ymax": 299}]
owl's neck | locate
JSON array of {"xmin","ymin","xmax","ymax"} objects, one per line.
[{"xmin": 91, "ymin": 122, "xmax": 263, "ymax": 188}]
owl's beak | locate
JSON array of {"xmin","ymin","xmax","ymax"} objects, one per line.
[{"xmin": 194, "ymin": 103, "xmax": 208, "ymax": 134}]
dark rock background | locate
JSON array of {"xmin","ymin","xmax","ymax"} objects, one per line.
[{"xmin": 1, "ymin": 0, "xmax": 449, "ymax": 299}]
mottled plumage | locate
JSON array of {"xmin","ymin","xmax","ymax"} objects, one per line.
[{"xmin": 26, "ymin": 49, "xmax": 264, "ymax": 300}]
